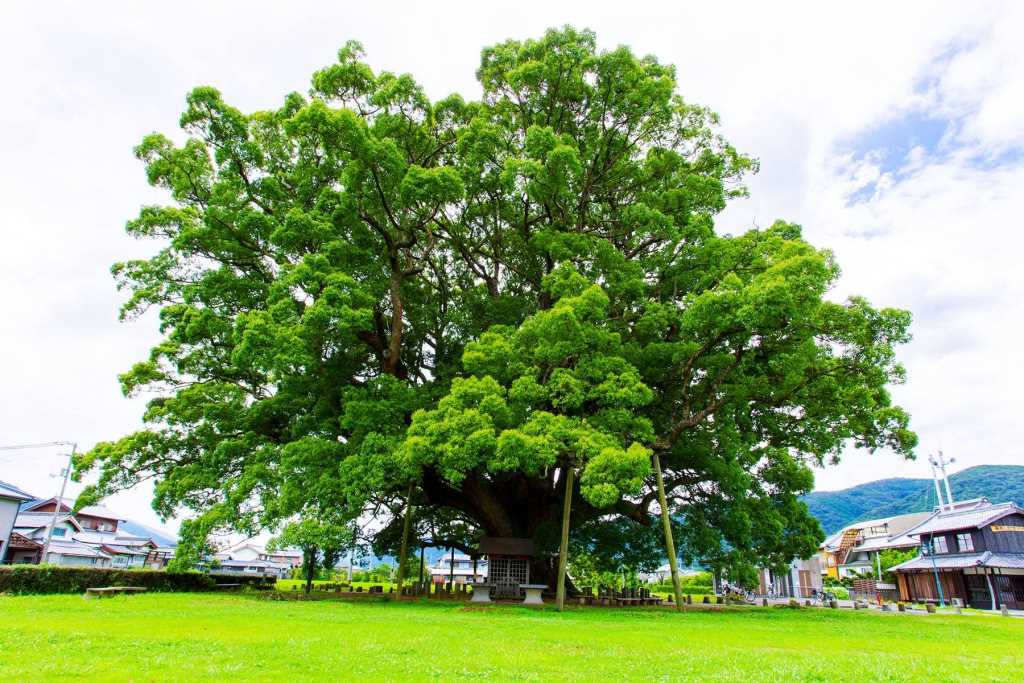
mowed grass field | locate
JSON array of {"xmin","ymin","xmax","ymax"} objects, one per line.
[{"xmin": 1, "ymin": 593, "xmax": 1021, "ymax": 681}]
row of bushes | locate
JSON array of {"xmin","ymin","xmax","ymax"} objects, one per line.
[
  {"xmin": 650, "ymin": 582, "xmax": 712, "ymax": 595},
  {"xmin": 0, "ymin": 565, "xmax": 275, "ymax": 594}
]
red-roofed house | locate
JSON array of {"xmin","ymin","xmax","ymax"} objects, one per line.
[{"xmin": 22, "ymin": 497, "xmax": 123, "ymax": 533}]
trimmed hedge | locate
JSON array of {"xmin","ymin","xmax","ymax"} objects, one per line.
[{"xmin": 0, "ymin": 566, "xmax": 275, "ymax": 594}]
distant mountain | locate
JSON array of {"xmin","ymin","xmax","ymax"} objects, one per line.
[
  {"xmin": 804, "ymin": 465, "xmax": 1024, "ymax": 534},
  {"xmin": 119, "ymin": 520, "xmax": 178, "ymax": 547}
]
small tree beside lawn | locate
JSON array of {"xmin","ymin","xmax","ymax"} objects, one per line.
[{"xmin": 270, "ymin": 515, "xmax": 353, "ymax": 594}]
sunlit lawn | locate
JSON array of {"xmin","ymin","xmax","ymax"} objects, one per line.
[
  {"xmin": 1, "ymin": 592, "xmax": 1021, "ymax": 681},
  {"xmin": 275, "ymin": 578, "xmax": 397, "ymax": 592}
]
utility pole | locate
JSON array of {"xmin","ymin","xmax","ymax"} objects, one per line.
[
  {"xmin": 929, "ymin": 452, "xmax": 956, "ymax": 511},
  {"xmin": 928, "ymin": 458, "xmax": 946, "ymax": 510},
  {"xmin": 0, "ymin": 440, "xmax": 76, "ymax": 563},
  {"xmin": 43, "ymin": 444, "xmax": 76, "ymax": 563}
]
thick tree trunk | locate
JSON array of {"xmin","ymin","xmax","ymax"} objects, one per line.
[
  {"xmin": 304, "ymin": 546, "xmax": 317, "ymax": 594},
  {"xmin": 419, "ymin": 468, "xmax": 592, "ymax": 596}
]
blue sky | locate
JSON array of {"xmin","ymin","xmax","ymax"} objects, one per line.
[{"xmin": 0, "ymin": 1, "xmax": 1021, "ymax": 532}]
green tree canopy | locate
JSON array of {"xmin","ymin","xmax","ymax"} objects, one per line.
[
  {"xmin": 269, "ymin": 513, "xmax": 353, "ymax": 592},
  {"xmin": 76, "ymin": 27, "xmax": 915, "ymax": 582}
]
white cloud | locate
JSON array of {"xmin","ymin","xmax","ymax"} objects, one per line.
[{"xmin": 1, "ymin": 1, "xmax": 1020, "ymax": 523}]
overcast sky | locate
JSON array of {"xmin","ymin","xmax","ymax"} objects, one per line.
[{"xmin": 1, "ymin": 1, "xmax": 1021, "ymax": 533}]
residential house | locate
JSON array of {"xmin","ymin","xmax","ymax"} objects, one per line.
[
  {"xmin": 266, "ymin": 548, "xmax": 304, "ymax": 570},
  {"xmin": 5, "ymin": 532, "xmax": 43, "ymax": 564},
  {"xmin": 890, "ymin": 498, "xmax": 1024, "ymax": 610},
  {"xmin": 1, "ymin": 482, "xmax": 178, "ymax": 568},
  {"xmin": 11, "ymin": 512, "xmax": 115, "ymax": 566},
  {"xmin": 150, "ymin": 546, "xmax": 176, "ymax": 569},
  {"xmin": 21, "ymin": 497, "xmax": 123, "ymax": 533},
  {"xmin": 213, "ymin": 541, "xmax": 295, "ymax": 578},
  {"xmin": 75, "ymin": 530, "xmax": 163, "ymax": 568},
  {"xmin": 0, "ymin": 481, "xmax": 34, "ymax": 563},
  {"xmin": 42, "ymin": 539, "xmax": 113, "ymax": 567},
  {"xmin": 13, "ymin": 511, "xmax": 83, "ymax": 546},
  {"xmin": 757, "ymin": 557, "xmax": 824, "ymax": 598},
  {"xmin": 99, "ymin": 542, "xmax": 154, "ymax": 569},
  {"xmin": 818, "ymin": 511, "xmax": 932, "ymax": 579},
  {"xmin": 430, "ymin": 553, "xmax": 487, "ymax": 585}
]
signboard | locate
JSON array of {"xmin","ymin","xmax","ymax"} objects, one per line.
[{"xmin": 990, "ymin": 524, "xmax": 1024, "ymax": 533}]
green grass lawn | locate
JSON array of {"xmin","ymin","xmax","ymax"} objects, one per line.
[
  {"xmin": 275, "ymin": 578, "xmax": 397, "ymax": 592},
  {"xmin": 1, "ymin": 593, "xmax": 1021, "ymax": 681}
]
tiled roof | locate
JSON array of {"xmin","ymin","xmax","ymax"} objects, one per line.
[
  {"xmin": 14, "ymin": 512, "xmax": 83, "ymax": 532},
  {"xmin": 7, "ymin": 532, "xmax": 42, "ymax": 550},
  {"xmin": 821, "ymin": 511, "xmax": 933, "ymax": 552},
  {"xmin": 100, "ymin": 544, "xmax": 149, "ymax": 556},
  {"xmin": 0, "ymin": 481, "xmax": 35, "ymax": 501},
  {"xmin": 855, "ymin": 531, "xmax": 922, "ymax": 553},
  {"xmin": 46, "ymin": 540, "xmax": 112, "ymax": 559},
  {"xmin": 890, "ymin": 551, "xmax": 1024, "ymax": 572},
  {"xmin": 902, "ymin": 502, "xmax": 1023, "ymax": 536},
  {"xmin": 23, "ymin": 497, "xmax": 123, "ymax": 521},
  {"xmin": 988, "ymin": 553, "xmax": 1024, "ymax": 569}
]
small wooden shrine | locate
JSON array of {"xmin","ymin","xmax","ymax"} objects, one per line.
[{"xmin": 477, "ymin": 537, "xmax": 535, "ymax": 599}]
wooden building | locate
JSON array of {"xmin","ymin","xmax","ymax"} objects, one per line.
[
  {"xmin": 4, "ymin": 532, "xmax": 42, "ymax": 564},
  {"xmin": 890, "ymin": 499, "xmax": 1024, "ymax": 610},
  {"xmin": 478, "ymin": 537, "xmax": 535, "ymax": 599},
  {"xmin": 757, "ymin": 556, "xmax": 823, "ymax": 598}
]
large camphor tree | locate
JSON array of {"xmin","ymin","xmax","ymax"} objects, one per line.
[{"xmin": 77, "ymin": 28, "xmax": 916, "ymax": 584}]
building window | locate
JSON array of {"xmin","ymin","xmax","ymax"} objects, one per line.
[
  {"xmin": 956, "ymin": 533, "xmax": 974, "ymax": 552},
  {"xmin": 932, "ymin": 536, "xmax": 949, "ymax": 554},
  {"xmin": 52, "ymin": 528, "xmax": 66, "ymax": 538}
]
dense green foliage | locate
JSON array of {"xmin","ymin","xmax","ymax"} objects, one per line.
[
  {"xmin": 76, "ymin": 27, "xmax": 915, "ymax": 580},
  {"xmin": 880, "ymin": 548, "xmax": 918, "ymax": 582},
  {"xmin": 1, "ymin": 594, "xmax": 1021, "ymax": 680},
  {"xmin": 268, "ymin": 515, "xmax": 353, "ymax": 592},
  {"xmin": 0, "ymin": 566, "xmax": 273, "ymax": 594},
  {"xmin": 805, "ymin": 465, "xmax": 1024, "ymax": 534}
]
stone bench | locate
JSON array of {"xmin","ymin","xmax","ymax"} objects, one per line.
[
  {"xmin": 520, "ymin": 584, "xmax": 547, "ymax": 606},
  {"xmin": 470, "ymin": 583, "xmax": 494, "ymax": 603},
  {"xmin": 84, "ymin": 586, "xmax": 147, "ymax": 599}
]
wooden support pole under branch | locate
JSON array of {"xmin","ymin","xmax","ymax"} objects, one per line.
[
  {"xmin": 653, "ymin": 451, "xmax": 684, "ymax": 612},
  {"xmin": 395, "ymin": 483, "xmax": 415, "ymax": 597},
  {"xmin": 556, "ymin": 465, "xmax": 575, "ymax": 612}
]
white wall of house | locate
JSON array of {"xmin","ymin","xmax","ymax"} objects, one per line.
[
  {"xmin": 760, "ymin": 557, "xmax": 823, "ymax": 598},
  {"xmin": 225, "ymin": 546, "xmax": 262, "ymax": 562},
  {"xmin": 45, "ymin": 552, "xmax": 111, "ymax": 567},
  {"xmin": 20, "ymin": 520, "xmax": 78, "ymax": 542},
  {"xmin": 110, "ymin": 554, "xmax": 146, "ymax": 568},
  {"xmin": 0, "ymin": 497, "xmax": 20, "ymax": 562}
]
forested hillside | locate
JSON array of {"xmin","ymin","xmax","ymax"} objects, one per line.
[{"xmin": 804, "ymin": 465, "xmax": 1024, "ymax": 534}]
